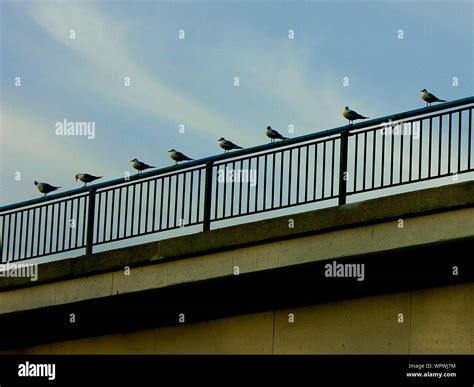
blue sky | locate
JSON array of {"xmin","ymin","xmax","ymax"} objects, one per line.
[{"xmin": 1, "ymin": 0, "xmax": 473, "ymax": 204}]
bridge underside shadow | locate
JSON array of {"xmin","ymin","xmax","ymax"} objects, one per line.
[
  {"xmin": 1, "ymin": 237, "xmax": 472, "ymax": 350},
  {"xmin": 1, "ymin": 181, "xmax": 473, "ymax": 353}
]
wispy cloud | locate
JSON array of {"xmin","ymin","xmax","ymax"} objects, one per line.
[
  {"xmin": 1, "ymin": 106, "xmax": 119, "ymax": 202},
  {"xmin": 235, "ymin": 43, "xmax": 378, "ymax": 134},
  {"xmin": 26, "ymin": 1, "xmax": 247, "ymax": 140}
]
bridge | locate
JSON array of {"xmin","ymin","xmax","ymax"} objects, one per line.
[{"xmin": 0, "ymin": 98, "xmax": 473, "ymax": 353}]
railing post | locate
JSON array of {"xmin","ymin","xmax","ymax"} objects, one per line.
[
  {"xmin": 85, "ymin": 189, "xmax": 96, "ymax": 255},
  {"xmin": 203, "ymin": 161, "xmax": 214, "ymax": 232},
  {"xmin": 338, "ymin": 130, "xmax": 349, "ymax": 205}
]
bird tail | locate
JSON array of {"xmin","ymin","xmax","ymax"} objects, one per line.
[
  {"xmin": 439, "ymin": 99, "xmax": 447, "ymax": 102},
  {"xmin": 236, "ymin": 146, "xmax": 244, "ymax": 149},
  {"xmin": 282, "ymin": 136, "xmax": 289, "ymax": 140}
]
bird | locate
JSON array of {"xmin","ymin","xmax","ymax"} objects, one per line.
[
  {"xmin": 342, "ymin": 106, "xmax": 369, "ymax": 124},
  {"xmin": 34, "ymin": 181, "xmax": 60, "ymax": 196},
  {"xmin": 168, "ymin": 149, "xmax": 193, "ymax": 165},
  {"xmin": 130, "ymin": 158, "xmax": 155, "ymax": 174},
  {"xmin": 218, "ymin": 137, "xmax": 243, "ymax": 153},
  {"xmin": 75, "ymin": 173, "xmax": 102, "ymax": 187},
  {"xmin": 265, "ymin": 126, "xmax": 288, "ymax": 143},
  {"xmin": 420, "ymin": 89, "xmax": 446, "ymax": 106}
]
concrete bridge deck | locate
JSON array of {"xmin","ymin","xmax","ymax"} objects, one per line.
[{"xmin": 0, "ymin": 181, "xmax": 473, "ymax": 353}]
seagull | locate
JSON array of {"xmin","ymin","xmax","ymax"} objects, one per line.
[
  {"xmin": 218, "ymin": 137, "xmax": 243, "ymax": 153},
  {"xmin": 168, "ymin": 149, "xmax": 193, "ymax": 165},
  {"xmin": 130, "ymin": 158, "xmax": 155, "ymax": 174},
  {"xmin": 34, "ymin": 181, "xmax": 60, "ymax": 196},
  {"xmin": 342, "ymin": 106, "xmax": 369, "ymax": 124},
  {"xmin": 420, "ymin": 89, "xmax": 446, "ymax": 106},
  {"xmin": 75, "ymin": 173, "xmax": 102, "ymax": 187},
  {"xmin": 265, "ymin": 126, "xmax": 288, "ymax": 143}
]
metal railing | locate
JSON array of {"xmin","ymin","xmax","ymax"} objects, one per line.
[{"xmin": 1, "ymin": 97, "xmax": 473, "ymax": 262}]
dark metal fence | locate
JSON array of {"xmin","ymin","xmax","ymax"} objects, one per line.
[{"xmin": 1, "ymin": 97, "xmax": 473, "ymax": 262}]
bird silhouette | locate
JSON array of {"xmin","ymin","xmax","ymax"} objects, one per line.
[
  {"xmin": 34, "ymin": 181, "xmax": 60, "ymax": 196},
  {"xmin": 130, "ymin": 158, "xmax": 155, "ymax": 174},
  {"xmin": 342, "ymin": 106, "xmax": 369, "ymax": 124},
  {"xmin": 168, "ymin": 149, "xmax": 193, "ymax": 165},
  {"xmin": 75, "ymin": 173, "xmax": 102, "ymax": 187},
  {"xmin": 420, "ymin": 89, "xmax": 446, "ymax": 106},
  {"xmin": 265, "ymin": 126, "xmax": 288, "ymax": 143},
  {"xmin": 218, "ymin": 137, "xmax": 243, "ymax": 153}
]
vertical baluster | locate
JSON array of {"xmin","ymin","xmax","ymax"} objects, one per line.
[
  {"xmin": 296, "ymin": 147, "xmax": 301, "ymax": 203},
  {"xmin": 196, "ymin": 169, "xmax": 202, "ymax": 223},
  {"xmin": 448, "ymin": 114, "xmax": 452, "ymax": 173},
  {"xmin": 203, "ymin": 161, "xmax": 214, "ymax": 231},
  {"xmin": 231, "ymin": 161, "xmax": 236, "ymax": 216},
  {"xmin": 62, "ymin": 201, "xmax": 67, "ymax": 251},
  {"xmin": 306, "ymin": 146, "xmax": 311, "ymax": 201},
  {"xmin": 313, "ymin": 143, "xmax": 319, "ymax": 200},
  {"xmin": 239, "ymin": 159, "xmax": 244, "ymax": 214},
  {"xmin": 322, "ymin": 141, "xmax": 326, "ymax": 198},
  {"xmin": 85, "ymin": 190, "xmax": 96, "ymax": 255},
  {"xmin": 372, "ymin": 130, "xmax": 377, "ymax": 188},
  {"xmin": 188, "ymin": 171, "xmax": 194, "ymax": 224},
  {"xmin": 458, "ymin": 111, "xmax": 462, "ymax": 173},
  {"xmin": 110, "ymin": 189, "xmax": 115, "ymax": 240},
  {"xmin": 103, "ymin": 191, "xmax": 108, "ymax": 241}
]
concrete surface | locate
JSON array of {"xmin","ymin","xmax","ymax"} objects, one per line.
[{"xmin": 7, "ymin": 283, "xmax": 472, "ymax": 354}]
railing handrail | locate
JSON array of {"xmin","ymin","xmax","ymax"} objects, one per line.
[{"xmin": 2, "ymin": 96, "xmax": 473, "ymax": 213}]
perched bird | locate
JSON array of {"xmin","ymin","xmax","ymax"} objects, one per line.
[
  {"xmin": 420, "ymin": 89, "xmax": 446, "ymax": 106},
  {"xmin": 168, "ymin": 149, "xmax": 193, "ymax": 165},
  {"xmin": 130, "ymin": 158, "xmax": 155, "ymax": 174},
  {"xmin": 218, "ymin": 137, "xmax": 243, "ymax": 153},
  {"xmin": 342, "ymin": 106, "xmax": 369, "ymax": 124},
  {"xmin": 265, "ymin": 126, "xmax": 288, "ymax": 143},
  {"xmin": 34, "ymin": 181, "xmax": 60, "ymax": 196},
  {"xmin": 75, "ymin": 173, "xmax": 102, "ymax": 187}
]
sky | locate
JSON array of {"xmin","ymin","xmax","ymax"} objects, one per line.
[{"xmin": 1, "ymin": 0, "xmax": 473, "ymax": 206}]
